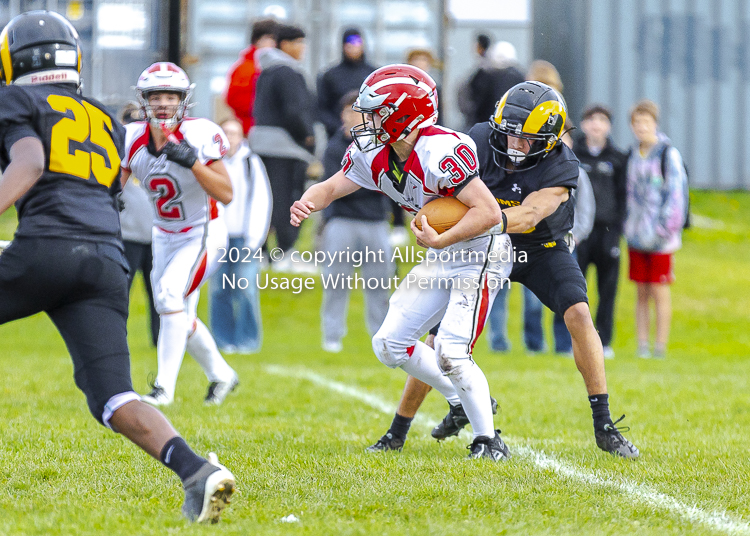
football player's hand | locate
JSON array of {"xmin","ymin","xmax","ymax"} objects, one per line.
[
  {"xmin": 411, "ymin": 215, "xmax": 443, "ymax": 249},
  {"xmin": 163, "ymin": 139, "xmax": 198, "ymax": 169},
  {"xmin": 290, "ymin": 200, "xmax": 315, "ymax": 227}
]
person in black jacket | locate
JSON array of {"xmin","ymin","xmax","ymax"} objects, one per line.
[
  {"xmin": 573, "ymin": 104, "xmax": 628, "ymax": 359},
  {"xmin": 250, "ymin": 24, "xmax": 316, "ymax": 258},
  {"xmin": 317, "ymin": 28, "xmax": 376, "ymax": 139},
  {"xmin": 319, "ymin": 91, "xmax": 392, "ymax": 353}
]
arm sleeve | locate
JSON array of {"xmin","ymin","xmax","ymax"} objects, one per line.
[
  {"xmin": 197, "ymin": 120, "xmax": 229, "ymax": 165},
  {"xmin": 540, "ymin": 148, "xmax": 579, "ymax": 190},
  {"xmin": 426, "ymin": 134, "xmax": 479, "ymax": 195},
  {"xmin": 341, "ymin": 143, "xmax": 379, "ymax": 191},
  {"xmin": 659, "ymin": 147, "xmax": 686, "ymax": 234},
  {"xmin": 615, "ymin": 152, "xmax": 629, "ymax": 228},
  {"xmin": 571, "ymin": 167, "xmax": 595, "ymax": 242}
]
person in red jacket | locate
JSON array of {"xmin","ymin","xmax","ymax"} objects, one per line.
[{"xmin": 225, "ymin": 18, "xmax": 279, "ymax": 135}]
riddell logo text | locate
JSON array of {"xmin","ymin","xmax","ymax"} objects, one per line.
[{"xmin": 31, "ymin": 73, "xmax": 70, "ymax": 83}]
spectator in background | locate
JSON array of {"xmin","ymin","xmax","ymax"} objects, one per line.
[
  {"xmin": 574, "ymin": 104, "xmax": 628, "ymax": 359},
  {"xmin": 118, "ymin": 102, "xmax": 159, "ymax": 346},
  {"xmin": 225, "ymin": 18, "xmax": 279, "ymax": 136},
  {"xmin": 210, "ymin": 119, "xmax": 272, "ymax": 354},
  {"xmin": 625, "ymin": 99, "xmax": 686, "ymax": 359},
  {"xmin": 317, "ymin": 28, "xmax": 376, "ymax": 139},
  {"xmin": 458, "ymin": 34, "xmax": 492, "ymax": 128},
  {"xmin": 319, "ymin": 91, "xmax": 392, "ymax": 353},
  {"xmin": 250, "ymin": 24, "xmax": 316, "ymax": 268}
]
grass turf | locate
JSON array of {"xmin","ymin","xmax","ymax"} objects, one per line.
[{"xmin": 0, "ymin": 191, "xmax": 749, "ymax": 535}]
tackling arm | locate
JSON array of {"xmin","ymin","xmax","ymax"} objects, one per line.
[
  {"xmin": 290, "ymin": 169, "xmax": 361, "ymax": 227},
  {"xmin": 412, "ymin": 177, "xmax": 503, "ymax": 249},
  {"xmin": 0, "ymin": 137, "xmax": 45, "ymax": 215},
  {"xmin": 502, "ymin": 186, "xmax": 570, "ymax": 234}
]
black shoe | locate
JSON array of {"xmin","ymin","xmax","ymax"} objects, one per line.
[
  {"xmin": 205, "ymin": 374, "xmax": 239, "ymax": 406},
  {"xmin": 595, "ymin": 415, "xmax": 640, "ymax": 459},
  {"xmin": 365, "ymin": 432, "xmax": 405, "ymax": 453},
  {"xmin": 431, "ymin": 397, "xmax": 499, "ymax": 440},
  {"xmin": 467, "ymin": 430, "xmax": 510, "ymax": 461}
]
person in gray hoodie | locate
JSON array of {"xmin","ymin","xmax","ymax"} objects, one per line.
[{"xmin": 250, "ymin": 24, "xmax": 316, "ymax": 258}]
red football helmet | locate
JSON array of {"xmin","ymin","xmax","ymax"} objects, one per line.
[{"xmin": 351, "ymin": 64, "xmax": 439, "ymax": 152}]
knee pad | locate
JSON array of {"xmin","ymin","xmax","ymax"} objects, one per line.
[
  {"xmin": 434, "ymin": 336, "xmax": 472, "ymax": 375},
  {"xmin": 372, "ymin": 332, "xmax": 410, "ymax": 368},
  {"xmin": 101, "ymin": 391, "xmax": 141, "ymax": 431},
  {"xmin": 153, "ymin": 282, "xmax": 185, "ymax": 314}
]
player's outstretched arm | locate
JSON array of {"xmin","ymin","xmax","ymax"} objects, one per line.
[
  {"xmin": 290, "ymin": 169, "xmax": 360, "ymax": 227},
  {"xmin": 503, "ymin": 186, "xmax": 570, "ymax": 234},
  {"xmin": 412, "ymin": 177, "xmax": 503, "ymax": 249},
  {"xmin": 0, "ymin": 137, "xmax": 45, "ymax": 216}
]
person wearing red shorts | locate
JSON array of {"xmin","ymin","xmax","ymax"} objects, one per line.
[{"xmin": 625, "ymin": 100, "xmax": 687, "ymax": 358}]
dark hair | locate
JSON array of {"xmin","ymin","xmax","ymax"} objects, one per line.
[
  {"xmin": 477, "ymin": 34, "xmax": 491, "ymax": 51},
  {"xmin": 276, "ymin": 24, "xmax": 306, "ymax": 45},
  {"xmin": 581, "ymin": 103, "xmax": 613, "ymax": 122},
  {"xmin": 339, "ymin": 89, "xmax": 359, "ymax": 112},
  {"xmin": 250, "ymin": 18, "xmax": 279, "ymax": 45}
]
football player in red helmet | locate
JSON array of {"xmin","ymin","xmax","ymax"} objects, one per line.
[{"xmin": 291, "ymin": 64, "xmax": 512, "ymax": 461}]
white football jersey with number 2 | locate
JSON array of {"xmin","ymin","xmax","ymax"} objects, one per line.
[{"xmin": 122, "ymin": 118, "xmax": 229, "ymax": 232}]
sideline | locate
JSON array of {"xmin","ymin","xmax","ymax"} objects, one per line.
[{"xmin": 265, "ymin": 363, "xmax": 750, "ymax": 536}]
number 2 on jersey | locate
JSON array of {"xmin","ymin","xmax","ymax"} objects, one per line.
[
  {"xmin": 47, "ymin": 95, "xmax": 121, "ymax": 187},
  {"xmin": 147, "ymin": 175, "xmax": 185, "ymax": 221}
]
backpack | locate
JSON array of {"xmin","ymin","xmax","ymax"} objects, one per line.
[{"xmin": 660, "ymin": 145, "xmax": 691, "ymax": 229}]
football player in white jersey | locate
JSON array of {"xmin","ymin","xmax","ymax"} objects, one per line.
[
  {"xmin": 120, "ymin": 62, "xmax": 239, "ymax": 406},
  {"xmin": 291, "ymin": 64, "xmax": 513, "ymax": 460}
]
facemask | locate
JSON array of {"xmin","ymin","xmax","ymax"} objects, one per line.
[{"xmin": 508, "ymin": 148, "xmax": 526, "ymax": 165}]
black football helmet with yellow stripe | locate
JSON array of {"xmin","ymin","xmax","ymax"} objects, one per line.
[
  {"xmin": 0, "ymin": 10, "xmax": 81, "ymax": 87},
  {"xmin": 489, "ymin": 81, "xmax": 567, "ymax": 170}
]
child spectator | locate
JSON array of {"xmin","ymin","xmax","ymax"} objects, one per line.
[{"xmin": 625, "ymin": 99, "xmax": 687, "ymax": 358}]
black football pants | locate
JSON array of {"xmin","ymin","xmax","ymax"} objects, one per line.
[{"xmin": 0, "ymin": 237, "xmax": 134, "ymax": 425}]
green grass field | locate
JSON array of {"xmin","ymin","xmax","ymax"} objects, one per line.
[{"xmin": 1, "ymin": 191, "xmax": 750, "ymax": 535}]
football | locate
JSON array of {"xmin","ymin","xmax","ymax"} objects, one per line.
[{"xmin": 414, "ymin": 197, "xmax": 469, "ymax": 234}]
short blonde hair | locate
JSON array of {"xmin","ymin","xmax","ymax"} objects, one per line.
[
  {"xmin": 526, "ymin": 60, "xmax": 563, "ymax": 93},
  {"xmin": 405, "ymin": 48, "xmax": 436, "ymax": 66},
  {"xmin": 629, "ymin": 99, "xmax": 659, "ymax": 123}
]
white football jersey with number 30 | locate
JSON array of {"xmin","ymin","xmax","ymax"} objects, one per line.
[
  {"xmin": 341, "ymin": 125, "xmax": 479, "ymax": 214},
  {"xmin": 122, "ymin": 118, "xmax": 229, "ymax": 232}
]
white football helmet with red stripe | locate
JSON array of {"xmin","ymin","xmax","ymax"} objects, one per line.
[
  {"xmin": 136, "ymin": 62, "xmax": 195, "ymax": 129},
  {"xmin": 351, "ymin": 64, "xmax": 439, "ymax": 152}
]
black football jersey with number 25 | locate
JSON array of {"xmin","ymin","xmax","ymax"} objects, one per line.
[{"xmin": 0, "ymin": 82, "xmax": 126, "ymax": 251}]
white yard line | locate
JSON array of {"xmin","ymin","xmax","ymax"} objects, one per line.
[{"xmin": 265, "ymin": 364, "xmax": 750, "ymax": 536}]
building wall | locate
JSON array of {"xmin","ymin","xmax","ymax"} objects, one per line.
[{"xmin": 534, "ymin": 0, "xmax": 750, "ymax": 189}]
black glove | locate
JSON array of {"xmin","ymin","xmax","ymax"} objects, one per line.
[
  {"xmin": 116, "ymin": 193, "xmax": 126, "ymax": 212},
  {"xmin": 162, "ymin": 139, "xmax": 198, "ymax": 169}
]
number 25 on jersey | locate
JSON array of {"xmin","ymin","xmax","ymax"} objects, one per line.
[{"xmin": 47, "ymin": 94, "xmax": 121, "ymax": 187}]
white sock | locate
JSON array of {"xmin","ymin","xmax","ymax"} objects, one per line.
[
  {"xmin": 186, "ymin": 318, "xmax": 236, "ymax": 383},
  {"xmin": 399, "ymin": 341, "xmax": 461, "ymax": 405},
  {"xmin": 444, "ymin": 359, "xmax": 494, "ymax": 439},
  {"xmin": 155, "ymin": 311, "xmax": 189, "ymax": 398}
]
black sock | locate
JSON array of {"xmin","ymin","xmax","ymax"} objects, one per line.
[
  {"xmin": 589, "ymin": 393, "xmax": 613, "ymax": 431},
  {"xmin": 388, "ymin": 413, "xmax": 413, "ymax": 440},
  {"xmin": 160, "ymin": 436, "xmax": 206, "ymax": 482}
]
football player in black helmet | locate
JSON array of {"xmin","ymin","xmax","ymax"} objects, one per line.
[
  {"xmin": 0, "ymin": 11, "xmax": 235, "ymax": 522},
  {"xmin": 367, "ymin": 81, "xmax": 640, "ymax": 459}
]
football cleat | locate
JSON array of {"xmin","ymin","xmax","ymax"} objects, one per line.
[
  {"xmin": 182, "ymin": 452, "xmax": 235, "ymax": 523},
  {"xmin": 365, "ymin": 432, "xmax": 405, "ymax": 453},
  {"xmin": 595, "ymin": 415, "xmax": 640, "ymax": 459},
  {"xmin": 431, "ymin": 397, "xmax": 498, "ymax": 440},
  {"xmin": 141, "ymin": 384, "xmax": 172, "ymax": 406},
  {"xmin": 204, "ymin": 374, "xmax": 239, "ymax": 406},
  {"xmin": 467, "ymin": 430, "xmax": 510, "ymax": 461}
]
